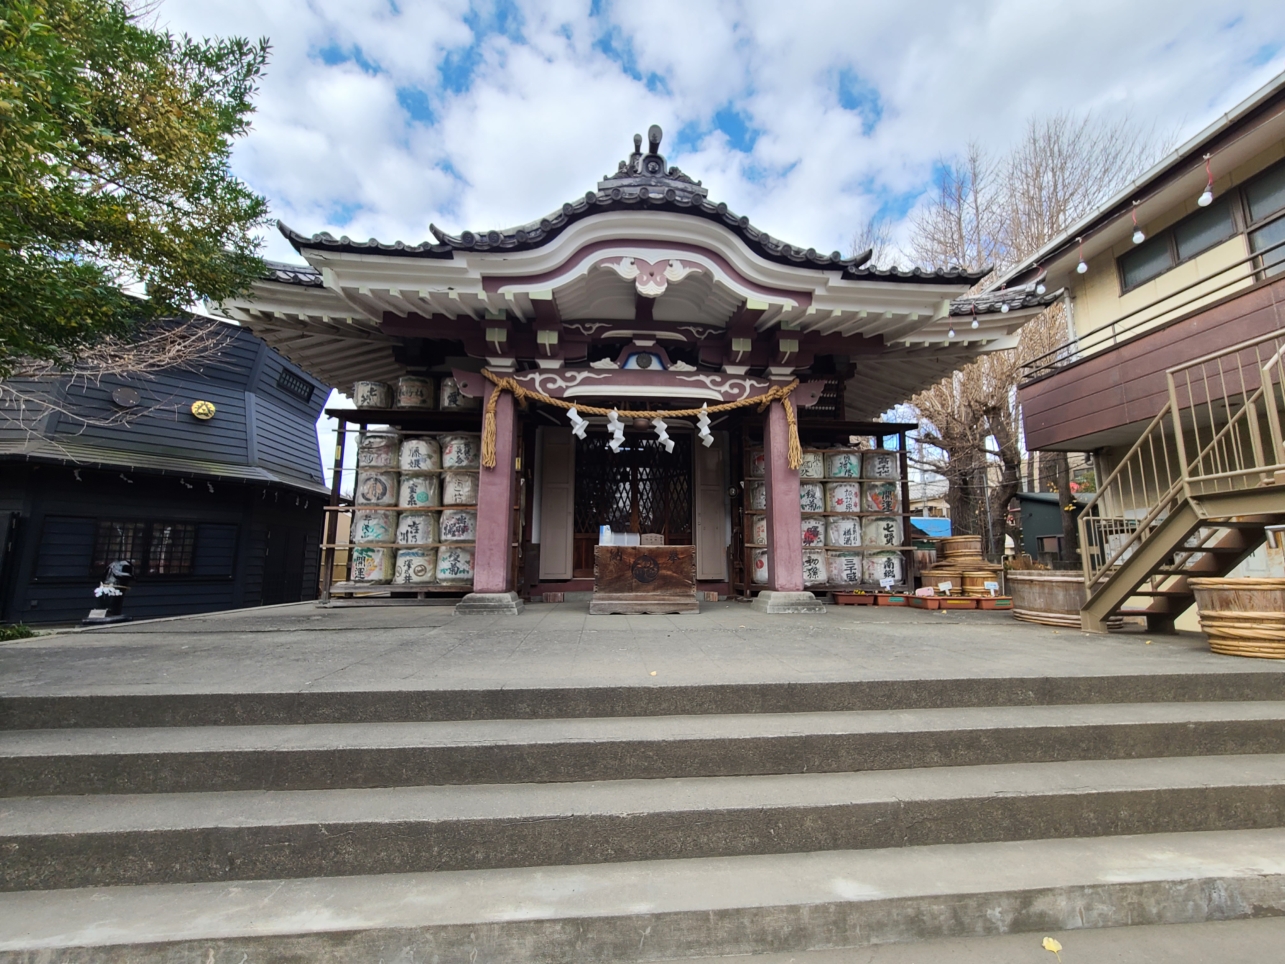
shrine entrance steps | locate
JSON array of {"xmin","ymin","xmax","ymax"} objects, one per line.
[{"xmin": 3, "ymin": 673, "xmax": 1285, "ymax": 961}]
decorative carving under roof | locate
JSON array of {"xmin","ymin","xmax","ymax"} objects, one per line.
[{"xmin": 273, "ymin": 125, "xmax": 988, "ymax": 286}]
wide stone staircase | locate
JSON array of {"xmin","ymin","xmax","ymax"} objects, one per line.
[
  {"xmin": 2, "ymin": 670, "xmax": 1285, "ymax": 962},
  {"xmin": 1079, "ymin": 331, "xmax": 1285, "ymax": 632}
]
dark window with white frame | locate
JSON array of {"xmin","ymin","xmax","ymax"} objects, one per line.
[
  {"xmin": 1118, "ymin": 156, "xmax": 1285, "ymax": 291},
  {"xmin": 1118, "ymin": 199, "xmax": 1236, "ymax": 291},
  {"xmin": 1245, "ymin": 159, "xmax": 1285, "ymax": 278}
]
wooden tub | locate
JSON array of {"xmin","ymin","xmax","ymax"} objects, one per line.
[{"xmin": 1189, "ymin": 577, "xmax": 1285, "ymax": 659}]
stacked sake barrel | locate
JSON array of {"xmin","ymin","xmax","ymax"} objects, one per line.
[
  {"xmin": 348, "ymin": 431, "xmax": 481, "ymax": 588},
  {"xmin": 922, "ymin": 534, "xmax": 1003, "ymax": 595},
  {"xmin": 745, "ymin": 447, "xmax": 904, "ymax": 589},
  {"xmin": 351, "ymin": 375, "xmax": 483, "ymax": 413}
]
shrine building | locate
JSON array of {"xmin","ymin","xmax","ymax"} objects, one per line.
[{"xmin": 223, "ymin": 126, "xmax": 1053, "ymax": 613}]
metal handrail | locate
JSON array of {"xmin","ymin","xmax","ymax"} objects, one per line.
[
  {"xmin": 1078, "ymin": 333, "xmax": 1285, "ymax": 598},
  {"xmin": 1023, "ymin": 232, "xmax": 1285, "ymax": 385}
]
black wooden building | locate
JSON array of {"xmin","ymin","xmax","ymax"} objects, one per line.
[{"xmin": 0, "ymin": 322, "xmax": 330, "ymax": 625}]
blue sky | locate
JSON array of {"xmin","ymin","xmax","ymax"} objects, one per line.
[{"xmin": 156, "ymin": 0, "xmax": 1285, "ymax": 266}]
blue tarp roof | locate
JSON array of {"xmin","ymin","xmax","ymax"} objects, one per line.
[{"xmin": 910, "ymin": 517, "xmax": 952, "ymax": 538}]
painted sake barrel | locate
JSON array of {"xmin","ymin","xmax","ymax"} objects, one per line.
[
  {"xmin": 348, "ymin": 546, "xmax": 392, "ymax": 583},
  {"xmin": 356, "ymin": 431, "xmax": 400, "ymax": 469},
  {"xmin": 826, "ymin": 516, "xmax": 863, "ymax": 547},
  {"xmin": 802, "ymin": 549, "xmax": 827, "ymax": 586},
  {"xmin": 799, "ymin": 482, "xmax": 825, "ymax": 513},
  {"xmin": 748, "ymin": 481, "xmax": 766, "ymax": 510},
  {"xmin": 825, "ymin": 481, "xmax": 861, "ymax": 513},
  {"xmin": 399, "ymin": 436, "xmax": 441, "ymax": 472},
  {"xmin": 748, "ymin": 449, "xmax": 766, "ymax": 477},
  {"xmin": 440, "ymin": 434, "xmax": 482, "ymax": 469},
  {"xmin": 439, "ymin": 509, "xmax": 478, "ymax": 542},
  {"xmin": 395, "ymin": 511, "xmax": 436, "ymax": 545},
  {"xmin": 442, "ymin": 470, "xmax": 479, "ymax": 506},
  {"xmin": 863, "ymin": 550, "xmax": 904, "ymax": 585},
  {"xmin": 352, "ymin": 509, "xmax": 396, "ymax": 544},
  {"xmin": 393, "ymin": 548, "xmax": 437, "ymax": 584},
  {"xmin": 751, "ymin": 548, "xmax": 769, "ymax": 584},
  {"xmin": 863, "ymin": 481, "xmax": 900, "ymax": 513},
  {"xmin": 801, "ymin": 516, "xmax": 825, "ymax": 548},
  {"xmin": 749, "ymin": 514, "xmax": 767, "ymax": 546},
  {"xmin": 352, "ymin": 380, "xmax": 391, "ymax": 409},
  {"xmin": 863, "ymin": 516, "xmax": 903, "ymax": 548},
  {"xmin": 355, "ymin": 470, "xmax": 397, "ymax": 506},
  {"xmin": 800, "ymin": 450, "xmax": 825, "ymax": 479},
  {"xmin": 398, "ymin": 473, "xmax": 440, "ymax": 508},
  {"xmin": 395, "ymin": 376, "xmax": 436, "ymax": 409},
  {"xmin": 439, "ymin": 378, "xmax": 480, "ymax": 411},
  {"xmin": 827, "ymin": 451, "xmax": 863, "ymax": 479},
  {"xmin": 827, "ymin": 550, "xmax": 863, "ymax": 586},
  {"xmin": 862, "ymin": 450, "xmax": 900, "ymax": 480},
  {"xmin": 436, "ymin": 545, "xmax": 475, "ymax": 583}
]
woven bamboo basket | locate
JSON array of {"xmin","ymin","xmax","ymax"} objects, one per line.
[{"xmin": 1189, "ymin": 577, "xmax": 1285, "ymax": 659}]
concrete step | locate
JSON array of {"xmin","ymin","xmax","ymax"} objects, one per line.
[
  {"xmin": 3, "ymin": 754, "xmax": 1284, "ymax": 891},
  {"xmin": 5, "ymin": 701, "xmax": 1285, "ymax": 796},
  {"xmin": 1, "ymin": 829, "xmax": 1282, "ymax": 962},
  {"xmin": 5, "ymin": 671, "xmax": 1285, "ymax": 729}
]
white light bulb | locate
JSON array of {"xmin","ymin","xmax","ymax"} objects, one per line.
[
  {"xmin": 948, "ymin": 327, "xmax": 956, "ymax": 338},
  {"xmin": 1000, "ymin": 303, "xmax": 1010, "ymax": 313},
  {"xmin": 1132, "ymin": 229, "xmax": 1145, "ymax": 244},
  {"xmin": 1035, "ymin": 283, "xmax": 1046, "ymax": 295},
  {"xmin": 1198, "ymin": 188, "xmax": 1213, "ymax": 207},
  {"xmin": 1076, "ymin": 261, "xmax": 1088, "ymax": 275},
  {"xmin": 971, "ymin": 317, "xmax": 979, "ymax": 329}
]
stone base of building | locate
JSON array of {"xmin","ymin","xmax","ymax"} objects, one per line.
[
  {"xmin": 454, "ymin": 592, "xmax": 525, "ymax": 616},
  {"xmin": 589, "ymin": 592, "xmax": 700, "ymax": 615},
  {"xmin": 751, "ymin": 590, "xmax": 825, "ymax": 614}
]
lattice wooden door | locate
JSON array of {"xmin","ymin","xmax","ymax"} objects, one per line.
[{"xmin": 572, "ymin": 433, "xmax": 693, "ymax": 576}]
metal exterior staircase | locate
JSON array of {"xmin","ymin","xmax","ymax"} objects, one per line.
[{"xmin": 1078, "ymin": 331, "xmax": 1285, "ymax": 632}]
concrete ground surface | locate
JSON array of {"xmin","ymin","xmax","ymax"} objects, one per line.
[
  {"xmin": 4, "ymin": 597, "xmax": 1282, "ymax": 695},
  {"xmin": 3, "ymin": 600, "xmax": 1284, "ymax": 962},
  {"xmin": 710, "ymin": 917, "xmax": 1285, "ymax": 963}
]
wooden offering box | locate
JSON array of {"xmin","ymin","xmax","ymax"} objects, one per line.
[{"xmin": 590, "ymin": 545, "xmax": 699, "ymax": 614}]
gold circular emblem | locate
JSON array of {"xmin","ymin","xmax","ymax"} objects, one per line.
[{"xmin": 190, "ymin": 400, "xmax": 216, "ymax": 420}]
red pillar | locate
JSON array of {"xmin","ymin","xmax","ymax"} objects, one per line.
[
  {"xmin": 763, "ymin": 400, "xmax": 804, "ymax": 592},
  {"xmin": 472, "ymin": 383, "xmax": 517, "ymax": 593}
]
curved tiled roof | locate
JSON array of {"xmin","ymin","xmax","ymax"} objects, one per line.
[
  {"xmin": 276, "ymin": 125, "xmax": 988, "ymax": 286},
  {"xmin": 264, "ymin": 259, "xmax": 324, "ymax": 286},
  {"xmin": 949, "ymin": 275, "xmax": 1063, "ymax": 316}
]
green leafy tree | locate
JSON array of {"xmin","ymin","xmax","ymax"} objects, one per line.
[{"xmin": 0, "ymin": 0, "xmax": 269, "ymax": 373}]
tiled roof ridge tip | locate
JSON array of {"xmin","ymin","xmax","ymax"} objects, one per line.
[
  {"xmin": 268, "ymin": 127, "xmax": 987, "ymax": 285},
  {"xmin": 949, "ymin": 272, "xmax": 1063, "ymax": 316}
]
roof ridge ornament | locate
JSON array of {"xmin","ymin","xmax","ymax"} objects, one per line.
[{"xmin": 600, "ymin": 124, "xmax": 707, "ymax": 197}]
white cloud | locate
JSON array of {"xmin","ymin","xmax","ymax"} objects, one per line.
[{"xmin": 154, "ymin": 0, "xmax": 1285, "ymax": 266}]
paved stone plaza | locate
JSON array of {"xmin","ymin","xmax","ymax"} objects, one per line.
[
  {"xmin": 5, "ymin": 599, "xmax": 1279, "ymax": 697},
  {"xmin": 2, "ymin": 601, "xmax": 1284, "ymax": 963}
]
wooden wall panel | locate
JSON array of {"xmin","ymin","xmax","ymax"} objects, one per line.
[
  {"xmin": 538, "ymin": 428, "xmax": 575, "ymax": 581},
  {"xmin": 694, "ymin": 431, "xmax": 728, "ymax": 580}
]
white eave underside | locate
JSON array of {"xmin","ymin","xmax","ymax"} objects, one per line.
[{"xmin": 222, "ymin": 211, "xmax": 1038, "ymax": 414}]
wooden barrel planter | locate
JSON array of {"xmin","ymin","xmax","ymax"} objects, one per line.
[
  {"xmin": 1189, "ymin": 577, "xmax": 1285, "ymax": 659},
  {"xmin": 941, "ymin": 535, "xmax": 982, "ymax": 559},
  {"xmin": 1007, "ymin": 570, "xmax": 1122, "ymax": 629}
]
